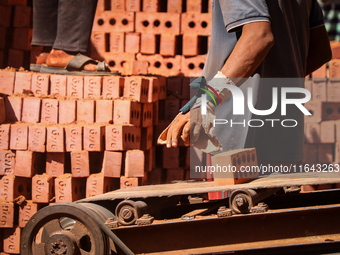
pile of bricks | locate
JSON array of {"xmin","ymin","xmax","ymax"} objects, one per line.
[
  {"xmin": 90, "ymin": 0, "xmax": 211, "ymax": 76},
  {"xmin": 0, "ymin": 67, "xmax": 197, "ymax": 253},
  {"xmin": 0, "ymin": 0, "xmax": 33, "ymax": 70},
  {"xmin": 304, "ymin": 42, "xmax": 340, "ymax": 167}
]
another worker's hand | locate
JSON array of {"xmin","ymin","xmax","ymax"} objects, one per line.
[{"xmin": 166, "ymin": 112, "xmax": 190, "ymax": 148}]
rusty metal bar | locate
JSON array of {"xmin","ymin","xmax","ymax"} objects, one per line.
[{"xmin": 113, "ymin": 204, "xmax": 340, "ymax": 254}]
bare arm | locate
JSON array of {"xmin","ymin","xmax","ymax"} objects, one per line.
[{"xmin": 306, "ymin": 25, "xmax": 332, "ymax": 76}]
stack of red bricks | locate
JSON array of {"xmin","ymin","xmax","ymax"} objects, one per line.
[
  {"xmin": 0, "ymin": 0, "xmax": 33, "ymax": 70},
  {"xmin": 304, "ymin": 41, "xmax": 340, "ymax": 167},
  {"xmin": 0, "ymin": 68, "xmax": 181, "ymax": 253},
  {"xmin": 90, "ymin": 0, "xmax": 211, "ymax": 77}
]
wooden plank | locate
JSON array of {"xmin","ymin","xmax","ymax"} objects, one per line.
[{"xmin": 78, "ymin": 172, "xmax": 340, "ymax": 202}]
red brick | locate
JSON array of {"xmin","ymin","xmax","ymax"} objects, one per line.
[
  {"xmin": 322, "ymin": 102, "xmax": 340, "ymax": 121},
  {"xmin": 0, "ymin": 71, "xmax": 15, "ymax": 95},
  {"xmin": 90, "ymin": 31, "xmax": 106, "ymax": 57},
  {"xmin": 28, "ymin": 126, "xmax": 46, "ymax": 152},
  {"xmin": 71, "ymin": 151, "xmax": 90, "ymax": 177},
  {"xmin": 183, "ymin": 34, "xmax": 198, "ymax": 56},
  {"xmin": 147, "ymin": 168, "xmax": 162, "ymax": 184},
  {"xmin": 153, "ymin": 101, "xmax": 159, "ymax": 126},
  {"xmin": 126, "ymin": 0, "xmax": 140, "ymax": 11},
  {"xmin": 29, "ymin": 46, "xmax": 42, "ymax": 65},
  {"xmin": 0, "ymin": 0, "xmax": 27, "ymax": 5},
  {"xmin": 0, "ymin": 150, "xmax": 15, "ymax": 175},
  {"xmin": 144, "ymin": 77, "xmax": 159, "ymax": 103},
  {"xmin": 304, "ymin": 101, "xmax": 321, "ymax": 123},
  {"xmin": 160, "ymin": 34, "xmax": 177, "ymax": 56},
  {"xmin": 105, "ymin": 52, "xmax": 135, "ymax": 73},
  {"xmin": 86, "ymin": 173, "xmax": 118, "ymax": 197},
  {"xmin": 125, "ymin": 33, "xmax": 140, "ymax": 53},
  {"xmin": 0, "ymin": 125, "xmax": 10, "ymax": 150},
  {"xmin": 137, "ymin": 53, "xmax": 181, "ymax": 76},
  {"xmin": 83, "ymin": 125, "xmax": 104, "ymax": 151},
  {"xmin": 84, "ymin": 76, "xmax": 102, "ymax": 99},
  {"xmin": 331, "ymin": 40, "xmax": 340, "ymax": 59},
  {"xmin": 141, "ymin": 103, "xmax": 153, "ymax": 127},
  {"xmin": 329, "ymin": 59, "xmax": 340, "ymax": 78},
  {"xmin": 167, "ymin": 0, "xmax": 182, "ymax": 13},
  {"xmin": 0, "ymin": 202, "xmax": 14, "ymax": 228},
  {"xmin": 164, "ymin": 97, "xmax": 180, "ymax": 120},
  {"xmin": 14, "ymin": 72, "xmax": 31, "ymax": 94},
  {"xmin": 320, "ymin": 121, "xmax": 335, "ymax": 143},
  {"xmin": 305, "ymin": 79, "xmax": 312, "ymax": 93},
  {"xmin": 158, "ymin": 76, "xmax": 167, "ymax": 99},
  {"xmin": 0, "ymin": 5, "xmax": 12, "ymax": 27},
  {"xmin": 77, "ymin": 100, "xmax": 95, "ymax": 124},
  {"xmin": 101, "ymin": 151, "xmax": 122, "ymax": 177},
  {"xmin": 318, "ymin": 144, "xmax": 333, "ymax": 163},
  {"xmin": 102, "ymin": 76, "xmax": 124, "ymax": 98},
  {"xmin": 336, "ymin": 120, "xmax": 340, "ymax": 142},
  {"xmin": 50, "ymin": 75, "xmax": 67, "ymax": 96},
  {"xmin": 96, "ymin": 0, "xmax": 105, "ymax": 12},
  {"xmin": 13, "ymin": 5, "xmax": 31, "ymax": 28},
  {"xmin": 181, "ymin": 55, "xmax": 206, "ymax": 77},
  {"xmin": 19, "ymin": 201, "xmax": 41, "ymax": 228},
  {"xmin": 12, "ymin": 27, "xmax": 32, "ymax": 51},
  {"xmin": 21, "ymin": 97, "xmax": 41, "ymax": 123},
  {"xmin": 304, "ymin": 122, "xmax": 320, "ymax": 144},
  {"xmin": 105, "ymin": 124, "xmax": 141, "ymax": 151},
  {"xmin": 212, "ymin": 148, "xmax": 259, "ymax": 186},
  {"xmin": 187, "ymin": 0, "xmax": 201, "ymax": 12},
  {"xmin": 32, "ymin": 73, "xmax": 50, "ymax": 95},
  {"xmin": 58, "ymin": 100, "xmax": 76, "ymax": 124},
  {"xmin": 0, "ymin": 98, "xmax": 4, "ymax": 124},
  {"xmin": 123, "ymin": 76, "xmax": 149, "ymax": 103},
  {"xmin": 110, "ymin": 32, "xmax": 124, "ymax": 52},
  {"xmin": 65, "ymin": 126, "xmax": 83, "ymax": 152},
  {"xmin": 141, "ymin": 126, "xmax": 153, "ymax": 151},
  {"xmin": 140, "ymin": 34, "xmax": 156, "ymax": 54},
  {"xmin": 312, "ymin": 64, "xmax": 327, "ymax": 78},
  {"xmin": 136, "ymin": 12, "xmax": 180, "ymax": 34},
  {"xmin": 301, "ymin": 185, "xmax": 317, "ymax": 192},
  {"xmin": 312, "ymin": 79, "xmax": 327, "ymax": 101},
  {"xmin": 41, "ymin": 99, "xmax": 58, "ymax": 124},
  {"xmin": 15, "ymin": 150, "xmax": 40, "ymax": 177},
  {"xmin": 3, "ymin": 226, "xmax": 20, "ymax": 254},
  {"xmin": 181, "ymin": 13, "xmax": 212, "ymax": 36},
  {"xmin": 0, "ymin": 27, "xmax": 7, "ymax": 50},
  {"xmin": 303, "ymin": 144, "xmax": 318, "ymax": 164},
  {"xmin": 32, "ymin": 174, "xmax": 54, "ymax": 203},
  {"xmin": 93, "ymin": 11, "xmax": 135, "ymax": 32},
  {"xmin": 10, "ymin": 124, "xmax": 28, "ymax": 150},
  {"xmin": 143, "ymin": 0, "xmax": 159, "ymax": 11},
  {"xmin": 122, "ymin": 60, "xmax": 148, "ymax": 75},
  {"xmin": 46, "ymin": 152, "xmax": 65, "ymax": 177},
  {"xmin": 162, "ymin": 147, "xmax": 179, "ymax": 169},
  {"xmin": 5, "ymin": 96, "xmax": 22, "ymax": 122},
  {"xmin": 111, "ymin": 0, "xmax": 125, "ymax": 10},
  {"xmin": 167, "ymin": 77, "xmax": 182, "ymax": 97},
  {"xmin": 55, "ymin": 174, "xmax": 85, "ymax": 203},
  {"xmin": 327, "ymin": 79, "xmax": 340, "ymax": 102},
  {"xmin": 0, "ymin": 175, "xmax": 31, "ymax": 202},
  {"xmin": 165, "ymin": 168, "xmax": 184, "ymax": 184},
  {"xmin": 46, "ymin": 127, "xmax": 64, "ymax": 152},
  {"xmin": 114, "ymin": 100, "xmax": 141, "ymax": 126},
  {"xmin": 95, "ymin": 100, "xmax": 113, "ymax": 123},
  {"xmin": 8, "ymin": 49, "xmax": 27, "ymax": 69},
  {"xmin": 125, "ymin": 150, "xmax": 144, "ymax": 177},
  {"xmin": 120, "ymin": 176, "xmax": 138, "ymax": 188},
  {"xmin": 67, "ymin": 76, "xmax": 84, "ymax": 99}
]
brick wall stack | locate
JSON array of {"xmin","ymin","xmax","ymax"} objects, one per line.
[
  {"xmin": 0, "ymin": 0, "xmax": 33, "ymax": 70},
  {"xmin": 304, "ymin": 41, "xmax": 340, "ymax": 171},
  {"xmin": 90, "ymin": 0, "xmax": 211, "ymax": 76}
]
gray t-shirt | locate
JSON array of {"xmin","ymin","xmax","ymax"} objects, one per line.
[{"xmin": 204, "ymin": 0, "xmax": 324, "ymax": 161}]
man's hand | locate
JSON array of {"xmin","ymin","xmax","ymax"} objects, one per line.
[{"xmin": 166, "ymin": 112, "xmax": 190, "ymax": 148}]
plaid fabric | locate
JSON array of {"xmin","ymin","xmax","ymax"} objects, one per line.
[{"xmin": 318, "ymin": 0, "xmax": 340, "ymax": 41}]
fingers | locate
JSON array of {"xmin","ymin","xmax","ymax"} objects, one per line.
[
  {"xmin": 166, "ymin": 113, "xmax": 189, "ymax": 148},
  {"xmin": 181, "ymin": 121, "xmax": 191, "ymax": 146}
]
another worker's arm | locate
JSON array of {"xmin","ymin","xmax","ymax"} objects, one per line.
[{"xmin": 166, "ymin": 21, "xmax": 275, "ymax": 148}]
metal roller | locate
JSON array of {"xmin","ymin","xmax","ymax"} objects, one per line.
[{"xmin": 115, "ymin": 200, "xmax": 147, "ymax": 226}]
